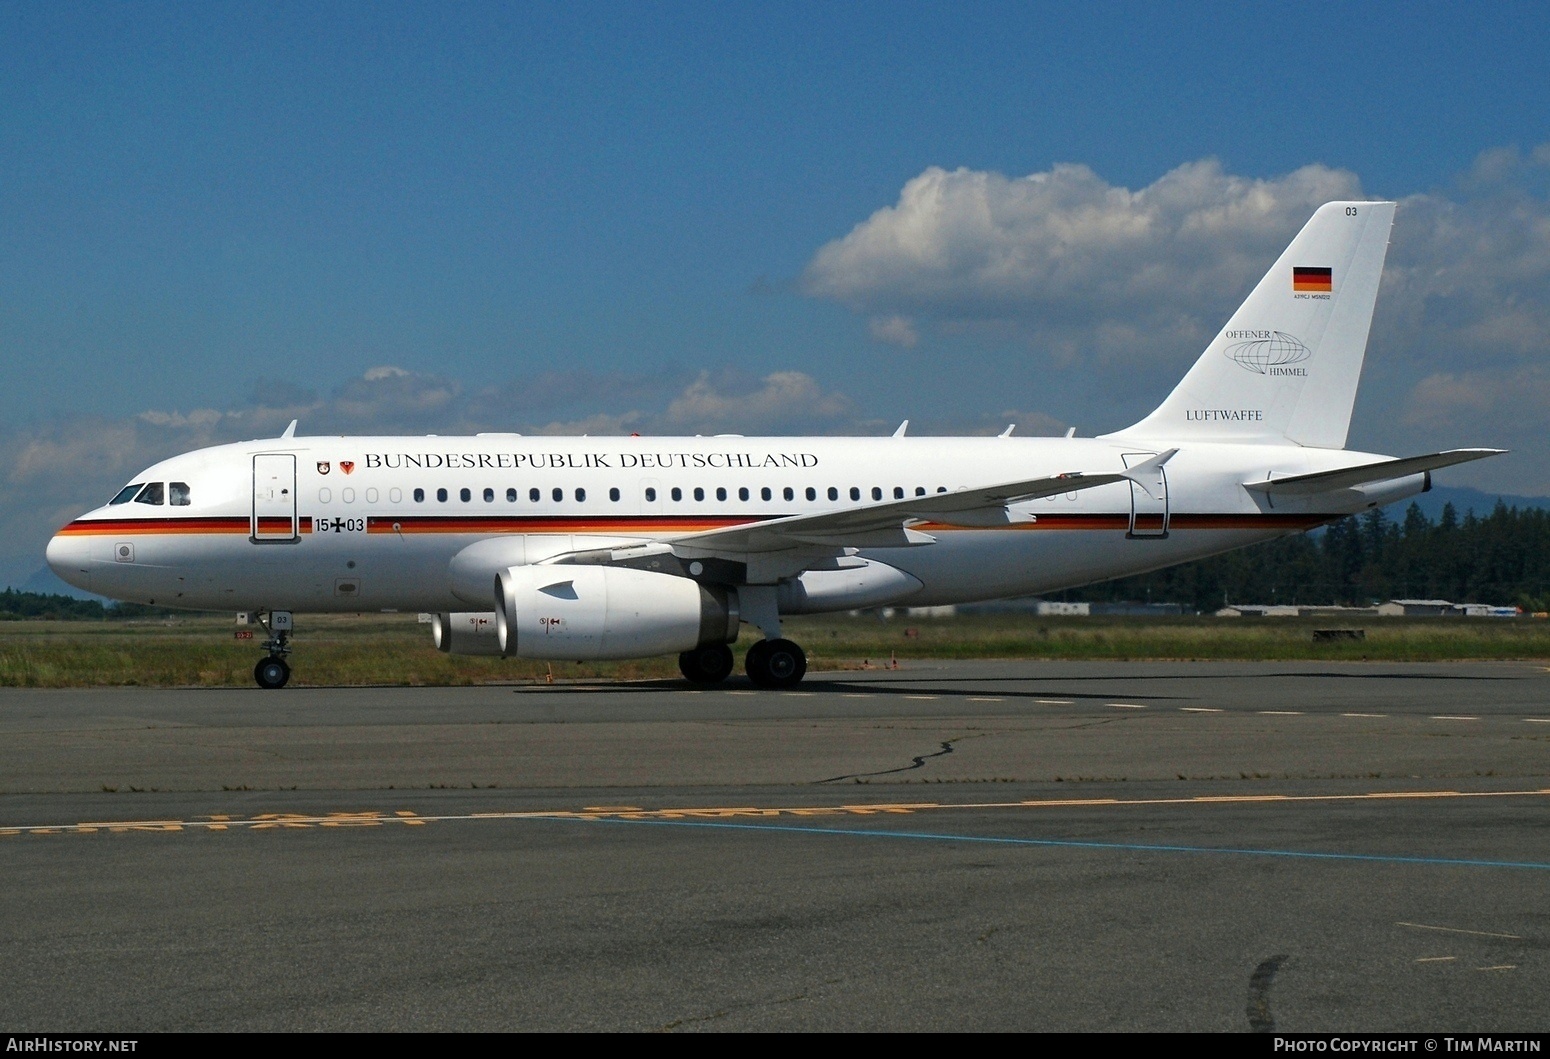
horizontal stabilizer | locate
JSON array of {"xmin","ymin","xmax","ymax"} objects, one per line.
[{"xmin": 1243, "ymin": 449, "xmax": 1506, "ymax": 496}]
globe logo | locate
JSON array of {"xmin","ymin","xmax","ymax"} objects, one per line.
[{"xmin": 1224, "ymin": 331, "xmax": 1310, "ymax": 374}]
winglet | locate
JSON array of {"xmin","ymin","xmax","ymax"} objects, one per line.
[
  {"xmin": 999, "ymin": 424, "xmax": 1015, "ymax": 438},
  {"xmin": 1119, "ymin": 448, "xmax": 1178, "ymax": 501},
  {"xmin": 892, "ymin": 420, "xmax": 909, "ymax": 438},
  {"xmin": 280, "ymin": 419, "xmax": 298, "ymax": 440}
]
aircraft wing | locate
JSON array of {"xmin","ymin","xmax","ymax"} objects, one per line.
[
  {"xmin": 664, "ymin": 450, "xmax": 1176, "ymax": 555},
  {"xmin": 1242, "ymin": 449, "xmax": 1505, "ymax": 497}
]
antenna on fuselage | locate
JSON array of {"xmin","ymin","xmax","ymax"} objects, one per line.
[{"xmin": 280, "ymin": 420, "xmax": 298, "ymax": 440}]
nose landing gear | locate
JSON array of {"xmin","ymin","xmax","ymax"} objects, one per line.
[{"xmin": 251, "ymin": 610, "xmax": 293, "ymax": 689}]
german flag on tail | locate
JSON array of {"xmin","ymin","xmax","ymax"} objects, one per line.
[{"xmin": 1293, "ymin": 266, "xmax": 1333, "ymax": 292}]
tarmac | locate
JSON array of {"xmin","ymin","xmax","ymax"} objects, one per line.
[{"xmin": 3, "ymin": 659, "xmax": 1548, "ymax": 1031}]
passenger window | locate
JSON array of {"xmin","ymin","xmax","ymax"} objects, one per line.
[
  {"xmin": 893, "ymin": 487, "xmax": 904, "ymax": 499},
  {"xmin": 367, "ymin": 488, "xmax": 380, "ymax": 503},
  {"xmin": 806, "ymin": 487, "xmax": 816, "ymax": 501},
  {"xmin": 110, "ymin": 483, "xmax": 143, "ymax": 505},
  {"xmin": 937, "ymin": 486, "xmax": 947, "ymax": 493},
  {"xmin": 484, "ymin": 487, "xmax": 494, "ymax": 502},
  {"xmin": 575, "ymin": 488, "xmax": 586, "ymax": 502},
  {"xmin": 872, "ymin": 487, "xmax": 882, "ymax": 501},
  {"xmin": 609, "ymin": 487, "xmax": 620, "ymax": 502},
  {"xmin": 318, "ymin": 488, "xmax": 332, "ymax": 504},
  {"xmin": 169, "ymin": 482, "xmax": 192, "ymax": 506},
  {"xmin": 437, "ymin": 488, "xmax": 448, "ymax": 502},
  {"xmin": 414, "ymin": 488, "xmax": 425, "ymax": 502},
  {"xmin": 552, "ymin": 487, "xmax": 563, "ymax": 502},
  {"xmin": 850, "ymin": 487, "xmax": 861, "ymax": 501},
  {"xmin": 716, "ymin": 487, "xmax": 727, "ymax": 501},
  {"xmin": 506, "ymin": 488, "xmax": 517, "ymax": 502},
  {"xmin": 645, "ymin": 487, "xmax": 657, "ymax": 502},
  {"xmin": 739, "ymin": 487, "xmax": 750, "ymax": 501},
  {"xmin": 671, "ymin": 487, "xmax": 682, "ymax": 501},
  {"xmin": 915, "ymin": 487, "xmax": 926, "ymax": 496},
  {"xmin": 529, "ymin": 488, "xmax": 540, "ymax": 502},
  {"xmin": 693, "ymin": 487, "xmax": 705, "ymax": 502},
  {"xmin": 827, "ymin": 487, "xmax": 838, "ymax": 501},
  {"xmin": 460, "ymin": 487, "xmax": 471, "ymax": 502},
  {"xmin": 783, "ymin": 487, "xmax": 793, "ymax": 501},
  {"xmin": 134, "ymin": 482, "xmax": 165, "ymax": 506},
  {"xmin": 761, "ymin": 487, "xmax": 771, "ymax": 501},
  {"xmin": 342, "ymin": 488, "xmax": 355, "ymax": 504}
]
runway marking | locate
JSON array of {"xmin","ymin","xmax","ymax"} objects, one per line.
[
  {"xmin": 1432, "ymin": 716, "xmax": 1479, "ymax": 721},
  {"xmin": 843, "ymin": 694, "xmax": 869, "ymax": 699},
  {"xmin": 1525, "ymin": 718, "xmax": 1550, "ymax": 724},
  {"xmin": 904, "ymin": 695, "xmax": 939, "ymax": 700},
  {"xmin": 1259, "ymin": 711, "xmax": 1303, "ymax": 716},
  {"xmin": 1037, "ymin": 699, "xmax": 1073, "ymax": 705},
  {"xmin": 1414, "ymin": 957, "xmax": 1455, "ymax": 963},
  {"xmin": 1343, "ymin": 713, "xmax": 1386, "ymax": 718},
  {"xmin": 1477, "ymin": 965, "xmax": 1518, "ymax": 972},
  {"xmin": 9, "ymin": 788, "xmax": 1550, "ymax": 839},
  {"xmin": 1396, "ymin": 922, "xmax": 1522, "ymax": 940},
  {"xmin": 1181, "ymin": 707, "xmax": 1222, "ymax": 713},
  {"xmin": 1108, "ymin": 703, "xmax": 1146, "ymax": 709},
  {"xmin": 968, "ymin": 697, "xmax": 1003, "ymax": 703}
]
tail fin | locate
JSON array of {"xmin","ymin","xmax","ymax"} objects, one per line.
[{"xmin": 1111, "ymin": 200, "xmax": 1396, "ymax": 449}]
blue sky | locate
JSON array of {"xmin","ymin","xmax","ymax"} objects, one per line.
[{"xmin": 3, "ymin": 1, "xmax": 1549, "ymax": 583}]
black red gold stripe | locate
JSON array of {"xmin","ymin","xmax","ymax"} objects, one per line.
[{"xmin": 1293, "ymin": 266, "xmax": 1333, "ymax": 292}]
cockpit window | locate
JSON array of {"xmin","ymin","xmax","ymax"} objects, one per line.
[
  {"xmin": 133, "ymin": 482, "xmax": 165, "ymax": 506},
  {"xmin": 110, "ymin": 483, "xmax": 144, "ymax": 505},
  {"xmin": 169, "ymin": 482, "xmax": 191, "ymax": 507}
]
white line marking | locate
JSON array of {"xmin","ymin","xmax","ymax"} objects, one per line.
[
  {"xmin": 1414, "ymin": 957, "xmax": 1456, "ymax": 963},
  {"xmin": 1036, "ymin": 699, "xmax": 1072, "ymax": 705},
  {"xmin": 1181, "ymin": 707, "xmax": 1222, "ymax": 713},
  {"xmin": 904, "ymin": 695, "xmax": 939, "ymax": 700},
  {"xmin": 968, "ymin": 697, "xmax": 1003, "ymax": 702},
  {"xmin": 1477, "ymin": 965, "xmax": 1517, "ymax": 972},
  {"xmin": 727, "ymin": 691, "xmax": 756, "ymax": 696},
  {"xmin": 1431, "ymin": 716, "xmax": 1479, "ymax": 721},
  {"xmin": 1259, "ymin": 711, "xmax": 1303, "ymax": 716},
  {"xmin": 1108, "ymin": 703, "xmax": 1146, "ymax": 709},
  {"xmin": 1397, "ymin": 922, "xmax": 1521, "ymax": 940},
  {"xmin": 1525, "ymin": 718, "xmax": 1550, "ymax": 724},
  {"xmin": 1342, "ymin": 712, "xmax": 1385, "ymax": 718}
]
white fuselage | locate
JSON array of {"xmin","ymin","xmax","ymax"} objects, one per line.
[{"xmin": 46, "ymin": 432, "xmax": 1422, "ymax": 616}]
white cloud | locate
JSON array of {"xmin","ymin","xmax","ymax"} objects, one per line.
[{"xmin": 868, "ymin": 315, "xmax": 919, "ymax": 348}]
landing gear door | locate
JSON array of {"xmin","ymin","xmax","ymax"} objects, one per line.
[
  {"xmin": 1122, "ymin": 451, "xmax": 1169, "ymax": 539},
  {"xmin": 252, "ymin": 454, "xmax": 298, "ymax": 542}
]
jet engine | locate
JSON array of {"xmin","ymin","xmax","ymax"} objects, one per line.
[
  {"xmin": 432, "ymin": 611, "xmax": 504, "ymax": 656},
  {"xmin": 495, "ymin": 565, "xmax": 739, "ymax": 660}
]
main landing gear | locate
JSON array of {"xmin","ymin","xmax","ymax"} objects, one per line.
[
  {"xmin": 677, "ymin": 638, "xmax": 809, "ymax": 687},
  {"xmin": 251, "ymin": 610, "xmax": 293, "ymax": 689},
  {"xmin": 743, "ymin": 638, "xmax": 807, "ymax": 689}
]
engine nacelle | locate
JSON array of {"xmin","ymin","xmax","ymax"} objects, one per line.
[
  {"xmin": 432, "ymin": 612, "xmax": 503, "ymax": 656},
  {"xmin": 495, "ymin": 566, "xmax": 739, "ymax": 660}
]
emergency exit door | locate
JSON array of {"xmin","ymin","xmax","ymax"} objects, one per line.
[
  {"xmin": 1122, "ymin": 451, "xmax": 1169, "ymax": 539},
  {"xmin": 252, "ymin": 454, "xmax": 298, "ymax": 542}
]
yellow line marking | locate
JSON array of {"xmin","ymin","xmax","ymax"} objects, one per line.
[
  {"xmin": 1414, "ymin": 957, "xmax": 1456, "ymax": 963},
  {"xmin": 1397, "ymin": 922, "xmax": 1522, "ymax": 940},
  {"xmin": 14, "ymin": 788, "xmax": 1550, "ymax": 837}
]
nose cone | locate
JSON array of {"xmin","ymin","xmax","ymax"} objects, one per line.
[{"xmin": 46, "ymin": 531, "xmax": 93, "ymax": 594}]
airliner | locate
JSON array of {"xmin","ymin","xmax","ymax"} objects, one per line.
[{"xmin": 46, "ymin": 201, "xmax": 1501, "ymax": 688}]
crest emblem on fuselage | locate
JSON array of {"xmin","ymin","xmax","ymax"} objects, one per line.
[
  {"xmin": 317, "ymin": 461, "xmax": 331, "ymax": 475},
  {"xmin": 340, "ymin": 460, "xmax": 355, "ymax": 474},
  {"xmin": 1223, "ymin": 331, "xmax": 1311, "ymax": 375}
]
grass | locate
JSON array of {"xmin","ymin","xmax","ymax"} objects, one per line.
[{"xmin": 1, "ymin": 612, "xmax": 1547, "ymax": 688}]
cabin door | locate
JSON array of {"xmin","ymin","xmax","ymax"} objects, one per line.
[
  {"xmin": 1122, "ymin": 451, "xmax": 1169, "ymax": 539},
  {"xmin": 252, "ymin": 454, "xmax": 298, "ymax": 542}
]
